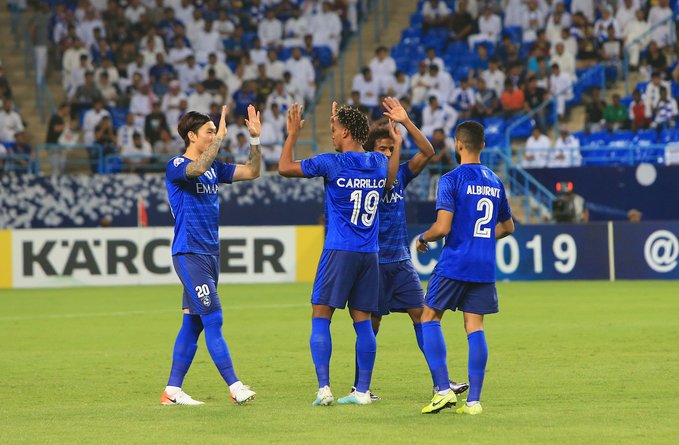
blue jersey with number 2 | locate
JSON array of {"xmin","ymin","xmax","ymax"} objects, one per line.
[
  {"xmin": 166, "ymin": 156, "xmax": 236, "ymax": 256},
  {"xmin": 434, "ymin": 164, "xmax": 512, "ymax": 283},
  {"xmin": 301, "ymin": 152, "xmax": 388, "ymax": 253}
]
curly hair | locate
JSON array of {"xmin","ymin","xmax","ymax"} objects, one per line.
[
  {"xmin": 335, "ymin": 105, "xmax": 370, "ymax": 145},
  {"xmin": 363, "ymin": 125, "xmax": 392, "ymax": 151}
]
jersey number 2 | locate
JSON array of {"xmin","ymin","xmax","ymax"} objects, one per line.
[
  {"xmin": 350, "ymin": 190, "xmax": 380, "ymax": 227},
  {"xmin": 473, "ymin": 198, "xmax": 493, "ymax": 238}
]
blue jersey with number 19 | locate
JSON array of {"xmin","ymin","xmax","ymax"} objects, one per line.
[
  {"xmin": 434, "ymin": 164, "xmax": 512, "ymax": 283},
  {"xmin": 166, "ymin": 156, "xmax": 236, "ymax": 256},
  {"xmin": 301, "ymin": 152, "xmax": 388, "ymax": 252}
]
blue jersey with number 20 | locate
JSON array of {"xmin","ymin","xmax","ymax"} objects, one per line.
[
  {"xmin": 434, "ymin": 164, "xmax": 512, "ymax": 283},
  {"xmin": 301, "ymin": 152, "xmax": 388, "ymax": 253},
  {"xmin": 166, "ymin": 156, "xmax": 236, "ymax": 256}
]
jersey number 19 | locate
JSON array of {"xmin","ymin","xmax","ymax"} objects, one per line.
[{"xmin": 350, "ymin": 190, "xmax": 379, "ymax": 227}]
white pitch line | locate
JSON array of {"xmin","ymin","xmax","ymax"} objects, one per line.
[{"xmin": 0, "ymin": 303, "xmax": 308, "ymax": 322}]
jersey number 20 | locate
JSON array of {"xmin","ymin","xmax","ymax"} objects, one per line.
[
  {"xmin": 473, "ymin": 198, "xmax": 493, "ymax": 238},
  {"xmin": 350, "ymin": 190, "xmax": 380, "ymax": 227}
]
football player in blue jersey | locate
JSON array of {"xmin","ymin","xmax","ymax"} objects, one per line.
[
  {"xmin": 350, "ymin": 97, "xmax": 468, "ymax": 400},
  {"xmin": 416, "ymin": 121, "xmax": 514, "ymax": 415},
  {"xmin": 160, "ymin": 104, "xmax": 262, "ymax": 406},
  {"xmin": 278, "ymin": 102, "xmax": 401, "ymax": 406}
]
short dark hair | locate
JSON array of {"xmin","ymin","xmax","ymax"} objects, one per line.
[
  {"xmin": 177, "ymin": 111, "xmax": 211, "ymax": 148},
  {"xmin": 455, "ymin": 121, "xmax": 485, "ymax": 153},
  {"xmin": 335, "ymin": 105, "xmax": 370, "ymax": 145},
  {"xmin": 364, "ymin": 126, "xmax": 392, "ymax": 151}
]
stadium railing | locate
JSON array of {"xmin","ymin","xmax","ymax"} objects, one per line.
[
  {"xmin": 8, "ymin": 1, "xmax": 25, "ymax": 49},
  {"xmin": 494, "ymin": 148, "xmax": 556, "ymax": 223},
  {"xmin": 0, "ymin": 152, "xmax": 37, "ymax": 174},
  {"xmin": 12, "ymin": 8, "xmax": 57, "ymax": 124},
  {"xmin": 623, "ymin": 13, "xmax": 677, "ymax": 96},
  {"xmin": 35, "ymin": 143, "xmax": 104, "ymax": 174},
  {"xmin": 337, "ymin": 0, "xmax": 388, "ymax": 102},
  {"xmin": 515, "ymin": 143, "xmax": 673, "ymax": 168},
  {"xmin": 504, "ymin": 65, "xmax": 606, "ymax": 151},
  {"xmin": 33, "ymin": 140, "xmax": 319, "ymax": 175},
  {"xmin": 306, "ymin": 70, "xmax": 335, "ymax": 148}
]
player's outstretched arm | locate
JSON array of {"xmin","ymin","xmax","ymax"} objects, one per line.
[
  {"xmin": 495, "ymin": 217, "xmax": 515, "ymax": 239},
  {"xmin": 383, "ymin": 97, "xmax": 434, "ymax": 175},
  {"xmin": 186, "ymin": 105, "xmax": 228, "ymax": 179},
  {"xmin": 278, "ymin": 103, "xmax": 306, "ymax": 177},
  {"xmin": 233, "ymin": 104, "xmax": 262, "ymax": 182},
  {"xmin": 416, "ymin": 210, "xmax": 454, "ymax": 253},
  {"xmin": 386, "ymin": 119, "xmax": 402, "ymax": 189}
]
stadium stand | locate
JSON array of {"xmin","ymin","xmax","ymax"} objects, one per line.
[
  {"xmin": 1, "ymin": 0, "xmax": 679, "ymax": 185},
  {"xmin": 2, "ymin": 0, "xmax": 367, "ymax": 174},
  {"xmin": 346, "ymin": 0, "xmax": 679, "ymax": 172}
]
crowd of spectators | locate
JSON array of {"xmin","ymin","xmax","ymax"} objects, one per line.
[
  {"xmin": 347, "ymin": 0, "xmax": 678, "ymax": 170},
  {"xmin": 5, "ymin": 0, "xmax": 361, "ymax": 174}
]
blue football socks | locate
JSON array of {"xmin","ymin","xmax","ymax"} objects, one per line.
[
  {"xmin": 201, "ymin": 310, "xmax": 239, "ymax": 386},
  {"xmin": 413, "ymin": 322, "xmax": 424, "ymax": 354},
  {"xmin": 310, "ymin": 317, "xmax": 332, "ymax": 388},
  {"xmin": 167, "ymin": 314, "xmax": 203, "ymax": 387},
  {"xmin": 354, "ymin": 320, "xmax": 377, "ymax": 393},
  {"xmin": 467, "ymin": 330, "xmax": 488, "ymax": 402},
  {"xmin": 422, "ymin": 321, "xmax": 450, "ymax": 392},
  {"xmin": 353, "ymin": 325, "xmax": 379, "ymax": 388}
]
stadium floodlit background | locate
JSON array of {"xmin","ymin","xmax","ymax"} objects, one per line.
[{"xmin": 1, "ymin": 0, "xmax": 678, "ymax": 443}]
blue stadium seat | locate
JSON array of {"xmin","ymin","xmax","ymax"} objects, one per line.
[
  {"xmin": 660, "ymin": 128, "xmax": 679, "ymax": 143},
  {"xmin": 485, "ymin": 133, "xmax": 504, "ymax": 147},
  {"xmin": 452, "ymin": 64, "xmax": 472, "ymax": 81},
  {"xmin": 503, "ymin": 26, "xmax": 522, "ymax": 45},
  {"xmin": 507, "ymin": 116, "xmax": 534, "ymax": 139},
  {"xmin": 571, "ymin": 131, "xmax": 589, "ymax": 146},
  {"xmin": 635, "ymin": 81, "xmax": 648, "ymax": 94},
  {"xmin": 604, "ymin": 65, "xmax": 618, "ymax": 82},
  {"xmin": 483, "ymin": 117, "xmax": 505, "ymax": 137},
  {"xmin": 401, "ymin": 28, "xmax": 422, "ymax": 41},
  {"xmin": 620, "ymin": 95, "xmax": 634, "ymax": 108},
  {"xmin": 315, "ymin": 46, "xmax": 333, "ymax": 68},
  {"xmin": 587, "ymin": 131, "xmax": 611, "ymax": 146},
  {"xmin": 410, "ymin": 12, "xmax": 423, "ymax": 27},
  {"xmin": 608, "ymin": 130, "xmax": 634, "ymax": 147},
  {"xmin": 633, "ymin": 129, "xmax": 658, "ymax": 145},
  {"xmin": 581, "ymin": 148, "xmax": 609, "ymax": 166},
  {"xmin": 472, "ymin": 41, "xmax": 495, "ymax": 57},
  {"xmin": 278, "ymin": 47, "xmax": 293, "ymax": 61},
  {"xmin": 445, "ymin": 41, "xmax": 470, "ymax": 57},
  {"xmin": 242, "ymin": 31, "xmax": 258, "ymax": 49},
  {"xmin": 110, "ymin": 108, "xmax": 128, "ymax": 130},
  {"xmin": 104, "ymin": 155, "xmax": 122, "ymax": 174},
  {"xmin": 672, "ymin": 81, "xmax": 679, "ymax": 99},
  {"xmin": 635, "ymin": 147, "xmax": 665, "ymax": 164}
]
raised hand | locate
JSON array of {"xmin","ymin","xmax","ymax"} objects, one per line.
[
  {"xmin": 388, "ymin": 119, "xmax": 403, "ymax": 147},
  {"xmin": 216, "ymin": 105, "xmax": 228, "ymax": 139},
  {"xmin": 382, "ymin": 97, "xmax": 409, "ymax": 123},
  {"xmin": 331, "ymin": 101, "xmax": 338, "ymax": 119},
  {"xmin": 287, "ymin": 103, "xmax": 305, "ymax": 136},
  {"xmin": 245, "ymin": 104, "xmax": 261, "ymax": 137}
]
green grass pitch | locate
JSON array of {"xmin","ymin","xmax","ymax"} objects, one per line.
[{"xmin": 1, "ymin": 281, "xmax": 678, "ymax": 444}]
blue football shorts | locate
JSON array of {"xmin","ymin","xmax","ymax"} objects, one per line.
[
  {"xmin": 173, "ymin": 253, "xmax": 222, "ymax": 315},
  {"xmin": 425, "ymin": 272, "xmax": 499, "ymax": 315},
  {"xmin": 311, "ymin": 249, "xmax": 379, "ymax": 312},
  {"xmin": 375, "ymin": 259, "xmax": 425, "ymax": 316}
]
